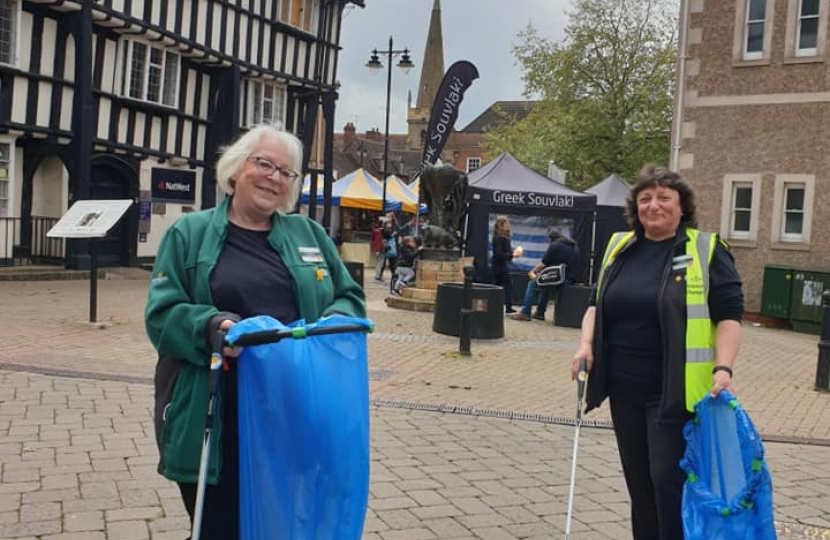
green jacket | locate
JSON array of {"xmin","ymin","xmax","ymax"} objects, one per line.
[{"xmin": 145, "ymin": 197, "xmax": 365, "ymax": 483}]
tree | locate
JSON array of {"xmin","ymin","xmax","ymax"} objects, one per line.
[{"xmin": 484, "ymin": 0, "xmax": 677, "ymax": 190}]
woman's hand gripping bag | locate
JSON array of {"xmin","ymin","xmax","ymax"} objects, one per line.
[
  {"xmin": 227, "ymin": 315, "xmax": 372, "ymax": 540},
  {"xmin": 680, "ymin": 390, "xmax": 777, "ymax": 540}
]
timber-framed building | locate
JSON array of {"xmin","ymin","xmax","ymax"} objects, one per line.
[{"xmin": 0, "ymin": 0, "xmax": 362, "ymax": 267}]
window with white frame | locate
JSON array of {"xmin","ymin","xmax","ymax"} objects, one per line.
[
  {"xmin": 121, "ymin": 39, "xmax": 180, "ymax": 107},
  {"xmin": 772, "ymin": 175, "xmax": 815, "ymax": 244},
  {"xmin": 280, "ymin": 0, "xmax": 319, "ymax": 32},
  {"xmin": 245, "ymin": 81, "xmax": 287, "ymax": 127},
  {"xmin": 302, "ymin": 0, "xmax": 319, "ymax": 32},
  {"xmin": 720, "ymin": 175, "xmax": 761, "ymax": 242},
  {"xmin": 782, "ymin": 185, "xmax": 805, "ymax": 238},
  {"xmin": 0, "ymin": 142, "xmax": 10, "ymax": 217},
  {"xmin": 731, "ymin": 184, "xmax": 753, "ymax": 236},
  {"xmin": 744, "ymin": 0, "xmax": 767, "ymax": 59},
  {"xmin": 467, "ymin": 157, "xmax": 481, "ymax": 173},
  {"xmin": 795, "ymin": 0, "xmax": 820, "ymax": 56},
  {"xmin": 0, "ymin": 1, "xmax": 17, "ymax": 65}
]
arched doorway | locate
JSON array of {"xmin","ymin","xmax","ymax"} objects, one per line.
[{"xmin": 89, "ymin": 155, "xmax": 138, "ymax": 267}]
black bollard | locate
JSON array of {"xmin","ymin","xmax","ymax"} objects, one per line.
[
  {"xmin": 459, "ymin": 265, "xmax": 475, "ymax": 356},
  {"xmin": 815, "ymin": 290, "xmax": 830, "ymax": 392}
]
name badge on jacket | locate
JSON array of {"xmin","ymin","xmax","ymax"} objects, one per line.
[
  {"xmin": 299, "ymin": 246, "xmax": 323, "ymax": 263},
  {"xmin": 672, "ymin": 254, "xmax": 693, "ymax": 271}
]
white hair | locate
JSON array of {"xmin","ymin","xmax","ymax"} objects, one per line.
[{"xmin": 215, "ymin": 124, "xmax": 304, "ymax": 213}]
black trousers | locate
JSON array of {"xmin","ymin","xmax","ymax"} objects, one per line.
[
  {"xmin": 609, "ymin": 379, "xmax": 691, "ymax": 540},
  {"xmin": 494, "ymin": 270, "xmax": 512, "ymax": 310},
  {"xmin": 179, "ymin": 368, "xmax": 240, "ymax": 540}
]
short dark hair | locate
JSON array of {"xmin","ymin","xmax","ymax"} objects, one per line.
[
  {"xmin": 625, "ymin": 164, "xmax": 697, "ymax": 235},
  {"xmin": 548, "ymin": 227, "xmax": 563, "ymax": 241},
  {"xmin": 548, "ymin": 227, "xmax": 577, "ymax": 246}
]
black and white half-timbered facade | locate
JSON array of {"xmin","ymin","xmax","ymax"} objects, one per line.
[{"xmin": 0, "ymin": 0, "xmax": 362, "ymax": 267}]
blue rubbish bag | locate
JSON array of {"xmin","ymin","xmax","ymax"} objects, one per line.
[
  {"xmin": 227, "ymin": 315, "xmax": 372, "ymax": 540},
  {"xmin": 680, "ymin": 390, "xmax": 777, "ymax": 540}
]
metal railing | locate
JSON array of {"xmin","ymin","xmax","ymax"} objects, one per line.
[{"xmin": 0, "ymin": 216, "xmax": 64, "ymax": 266}]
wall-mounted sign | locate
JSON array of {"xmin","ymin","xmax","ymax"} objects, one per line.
[
  {"xmin": 139, "ymin": 190, "xmax": 152, "ymax": 234},
  {"xmin": 151, "ymin": 168, "xmax": 196, "ymax": 204}
]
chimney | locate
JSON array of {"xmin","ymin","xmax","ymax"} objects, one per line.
[
  {"xmin": 343, "ymin": 122, "xmax": 356, "ymax": 146},
  {"xmin": 366, "ymin": 128, "xmax": 382, "ymax": 142}
]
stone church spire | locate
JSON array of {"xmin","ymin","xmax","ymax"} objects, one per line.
[{"xmin": 407, "ymin": 0, "xmax": 445, "ymax": 150}]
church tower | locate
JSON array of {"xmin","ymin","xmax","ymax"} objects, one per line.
[{"xmin": 407, "ymin": 0, "xmax": 445, "ymax": 151}]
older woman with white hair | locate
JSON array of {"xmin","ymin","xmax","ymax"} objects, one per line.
[{"xmin": 145, "ymin": 124, "xmax": 365, "ymax": 540}]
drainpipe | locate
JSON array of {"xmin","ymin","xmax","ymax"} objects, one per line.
[{"xmin": 671, "ymin": 0, "xmax": 690, "ymax": 172}]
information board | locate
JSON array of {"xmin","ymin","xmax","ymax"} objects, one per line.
[{"xmin": 47, "ymin": 200, "xmax": 133, "ymax": 238}]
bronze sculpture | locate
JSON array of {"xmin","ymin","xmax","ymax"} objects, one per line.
[{"xmin": 419, "ymin": 164, "xmax": 468, "ymax": 251}]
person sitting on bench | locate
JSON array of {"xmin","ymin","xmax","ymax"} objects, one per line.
[{"xmin": 511, "ymin": 228, "xmax": 580, "ymax": 321}]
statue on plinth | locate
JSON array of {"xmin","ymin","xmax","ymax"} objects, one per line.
[{"xmin": 419, "ymin": 164, "xmax": 468, "ymax": 260}]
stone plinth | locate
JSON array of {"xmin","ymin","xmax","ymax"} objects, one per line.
[{"xmin": 384, "ymin": 256, "xmax": 474, "ymax": 312}]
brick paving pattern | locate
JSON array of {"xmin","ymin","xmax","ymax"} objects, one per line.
[{"xmin": 0, "ymin": 273, "xmax": 828, "ymax": 538}]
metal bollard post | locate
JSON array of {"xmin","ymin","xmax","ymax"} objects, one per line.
[
  {"xmin": 459, "ymin": 265, "xmax": 475, "ymax": 356},
  {"xmin": 815, "ymin": 290, "xmax": 830, "ymax": 392}
]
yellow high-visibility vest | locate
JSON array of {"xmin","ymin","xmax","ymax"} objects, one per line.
[{"xmin": 597, "ymin": 229, "xmax": 717, "ymax": 411}]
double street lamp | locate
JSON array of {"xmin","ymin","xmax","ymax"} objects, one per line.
[{"xmin": 366, "ymin": 36, "xmax": 414, "ymax": 213}]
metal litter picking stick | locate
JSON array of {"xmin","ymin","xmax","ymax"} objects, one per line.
[
  {"xmin": 565, "ymin": 357, "xmax": 588, "ymax": 540},
  {"xmin": 192, "ymin": 330, "xmax": 226, "ymax": 540}
]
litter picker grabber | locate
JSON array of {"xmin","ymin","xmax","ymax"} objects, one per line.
[
  {"xmin": 191, "ymin": 321, "xmax": 373, "ymax": 540},
  {"xmin": 226, "ymin": 323, "xmax": 371, "ymax": 348},
  {"xmin": 565, "ymin": 357, "xmax": 588, "ymax": 540},
  {"xmin": 192, "ymin": 329, "xmax": 226, "ymax": 540}
]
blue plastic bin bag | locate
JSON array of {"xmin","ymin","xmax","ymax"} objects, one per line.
[
  {"xmin": 680, "ymin": 390, "xmax": 776, "ymax": 540},
  {"xmin": 227, "ymin": 315, "xmax": 372, "ymax": 540}
]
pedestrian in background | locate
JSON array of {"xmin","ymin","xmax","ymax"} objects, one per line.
[
  {"xmin": 491, "ymin": 215, "xmax": 522, "ymax": 314},
  {"xmin": 391, "ymin": 235, "xmax": 422, "ymax": 295},
  {"xmin": 383, "ymin": 212, "xmax": 400, "ymax": 286},
  {"xmin": 145, "ymin": 124, "xmax": 365, "ymax": 540},
  {"xmin": 570, "ymin": 164, "xmax": 743, "ymax": 540},
  {"xmin": 372, "ymin": 218, "xmax": 387, "ymax": 282},
  {"xmin": 511, "ymin": 227, "xmax": 579, "ymax": 321}
]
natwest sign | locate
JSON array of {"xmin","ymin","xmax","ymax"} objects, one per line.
[{"xmin": 151, "ymin": 168, "xmax": 196, "ymax": 204}]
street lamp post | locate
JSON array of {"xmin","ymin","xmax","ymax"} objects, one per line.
[{"xmin": 366, "ymin": 36, "xmax": 414, "ymax": 213}]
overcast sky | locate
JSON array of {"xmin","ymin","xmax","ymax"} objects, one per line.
[{"xmin": 334, "ymin": 1, "xmax": 569, "ymax": 135}]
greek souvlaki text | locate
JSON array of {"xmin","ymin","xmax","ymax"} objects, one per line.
[{"xmin": 491, "ymin": 190, "xmax": 575, "ymax": 208}]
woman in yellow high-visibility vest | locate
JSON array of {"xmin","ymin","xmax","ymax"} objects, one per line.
[{"xmin": 570, "ymin": 164, "xmax": 744, "ymax": 540}]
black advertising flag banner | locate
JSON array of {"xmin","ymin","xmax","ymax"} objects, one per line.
[{"xmin": 422, "ymin": 60, "xmax": 479, "ymax": 165}]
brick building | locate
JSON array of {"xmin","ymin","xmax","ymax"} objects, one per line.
[{"xmin": 672, "ymin": 0, "xmax": 830, "ymax": 314}]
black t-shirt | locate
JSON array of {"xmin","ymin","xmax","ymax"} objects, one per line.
[
  {"xmin": 210, "ymin": 222, "xmax": 300, "ymax": 324},
  {"xmin": 602, "ymin": 237, "xmax": 674, "ymax": 384}
]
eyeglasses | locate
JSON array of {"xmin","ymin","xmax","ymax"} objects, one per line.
[{"xmin": 246, "ymin": 156, "xmax": 300, "ymax": 181}]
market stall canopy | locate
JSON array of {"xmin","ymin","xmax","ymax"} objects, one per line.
[
  {"xmin": 385, "ymin": 175, "xmax": 425, "ymax": 214},
  {"xmin": 301, "ymin": 168, "xmax": 401, "ymax": 212},
  {"xmin": 585, "ymin": 173, "xmax": 631, "ymax": 283},
  {"xmin": 585, "ymin": 173, "xmax": 630, "ymax": 207},
  {"xmin": 464, "ymin": 152, "xmax": 596, "ymax": 282},
  {"xmin": 467, "ymin": 153, "xmax": 596, "ymax": 212}
]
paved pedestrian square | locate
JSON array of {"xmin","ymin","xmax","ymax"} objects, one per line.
[{"xmin": 0, "ymin": 272, "xmax": 828, "ymax": 538}]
